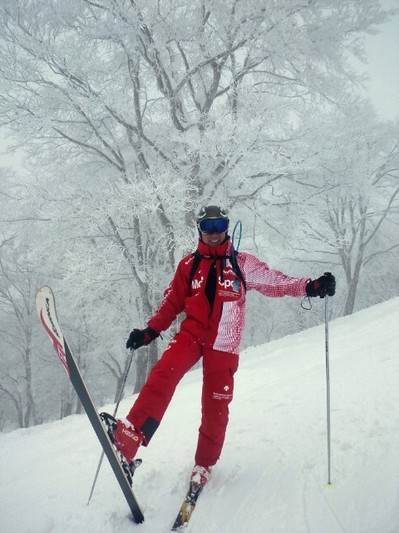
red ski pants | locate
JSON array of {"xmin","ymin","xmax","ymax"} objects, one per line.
[{"xmin": 126, "ymin": 331, "xmax": 238, "ymax": 467}]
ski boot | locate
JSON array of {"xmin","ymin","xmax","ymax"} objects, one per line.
[{"xmin": 100, "ymin": 412, "xmax": 143, "ymax": 485}]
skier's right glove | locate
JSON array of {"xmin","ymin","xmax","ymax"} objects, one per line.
[{"xmin": 126, "ymin": 327, "xmax": 159, "ymax": 350}]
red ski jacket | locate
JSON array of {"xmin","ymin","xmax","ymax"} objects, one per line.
[{"xmin": 147, "ymin": 238, "xmax": 310, "ymax": 355}]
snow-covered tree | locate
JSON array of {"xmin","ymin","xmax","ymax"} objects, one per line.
[
  {"xmin": 0, "ymin": 0, "xmax": 396, "ymax": 426},
  {"xmin": 282, "ymin": 104, "xmax": 399, "ymax": 315}
]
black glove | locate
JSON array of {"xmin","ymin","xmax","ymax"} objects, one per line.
[
  {"xmin": 306, "ymin": 272, "xmax": 336, "ymax": 298},
  {"xmin": 126, "ymin": 327, "xmax": 159, "ymax": 350}
]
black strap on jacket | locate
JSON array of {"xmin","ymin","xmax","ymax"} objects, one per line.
[
  {"xmin": 205, "ymin": 259, "xmax": 217, "ymax": 311},
  {"xmin": 188, "ymin": 249, "xmax": 247, "ymax": 293}
]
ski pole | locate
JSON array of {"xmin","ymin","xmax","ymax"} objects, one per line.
[
  {"xmin": 324, "ymin": 294, "xmax": 332, "ymax": 486},
  {"xmin": 87, "ymin": 348, "xmax": 135, "ymax": 505}
]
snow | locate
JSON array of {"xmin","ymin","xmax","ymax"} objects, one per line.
[{"xmin": 1, "ymin": 298, "xmax": 399, "ymax": 533}]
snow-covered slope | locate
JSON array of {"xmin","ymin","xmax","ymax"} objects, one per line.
[{"xmin": 1, "ymin": 298, "xmax": 398, "ymax": 533}]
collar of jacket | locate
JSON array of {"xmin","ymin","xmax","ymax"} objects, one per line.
[{"xmin": 196, "ymin": 237, "xmax": 231, "ymax": 258}]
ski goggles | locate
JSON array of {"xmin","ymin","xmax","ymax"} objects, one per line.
[{"xmin": 198, "ymin": 218, "xmax": 229, "ymax": 234}]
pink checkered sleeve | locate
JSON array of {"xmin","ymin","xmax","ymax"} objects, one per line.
[{"xmin": 239, "ymin": 252, "xmax": 310, "ymax": 297}]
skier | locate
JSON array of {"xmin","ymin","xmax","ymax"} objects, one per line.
[{"xmin": 101, "ymin": 205, "xmax": 335, "ymax": 487}]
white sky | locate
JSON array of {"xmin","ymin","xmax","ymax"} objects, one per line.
[{"xmin": 365, "ymin": 0, "xmax": 399, "ymax": 120}]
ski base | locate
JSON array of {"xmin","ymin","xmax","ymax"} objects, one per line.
[{"xmin": 36, "ymin": 286, "xmax": 144, "ymax": 524}]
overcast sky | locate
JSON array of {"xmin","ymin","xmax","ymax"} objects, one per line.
[{"xmin": 365, "ymin": 0, "xmax": 399, "ymax": 120}]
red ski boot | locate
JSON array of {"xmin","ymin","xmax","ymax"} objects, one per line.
[{"xmin": 100, "ymin": 412, "xmax": 143, "ymax": 484}]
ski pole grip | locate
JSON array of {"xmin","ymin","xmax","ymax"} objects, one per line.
[{"xmin": 323, "ymin": 272, "xmax": 335, "ymax": 296}]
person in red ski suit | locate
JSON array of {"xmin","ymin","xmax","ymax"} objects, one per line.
[{"xmin": 101, "ymin": 206, "xmax": 336, "ymax": 485}]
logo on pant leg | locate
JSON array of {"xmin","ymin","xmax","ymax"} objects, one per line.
[{"xmin": 212, "ymin": 385, "xmax": 233, "ymax": 401}]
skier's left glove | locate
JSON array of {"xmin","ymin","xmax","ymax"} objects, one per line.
[
  {"xmin": 306, "ymin": 272, "xmax": 336, "ymax": 298},
  {"xmin": 126, "ymin": 327, "xmax": 159, "ymax": 350}
]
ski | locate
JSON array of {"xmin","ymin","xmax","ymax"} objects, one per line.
[
  {"xmin": 172, "ymin": 481, "xmax": 204, "ymax": 531},
  {"xmin": 36, "ymin": 286, "xmax": 144, "ymax": 524}
]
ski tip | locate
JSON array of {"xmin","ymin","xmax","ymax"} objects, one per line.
[
  {"xmin": 37, "ymin": 285, "xmax": 53, "ymax": 294},
  {"xmin": 37, "ymin": 285, "xmax": 53, "ymax": 295},
  {"xmin": 35, "ymin": 286, "xmax": 57, "ymax": 318},
  {"xmin": 36, "ymin": 286, "xmax": 54, "ymax": 306},
  {"xmin": 325, "ymin": 482, "xmax": 333, "ymax": 489}
]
